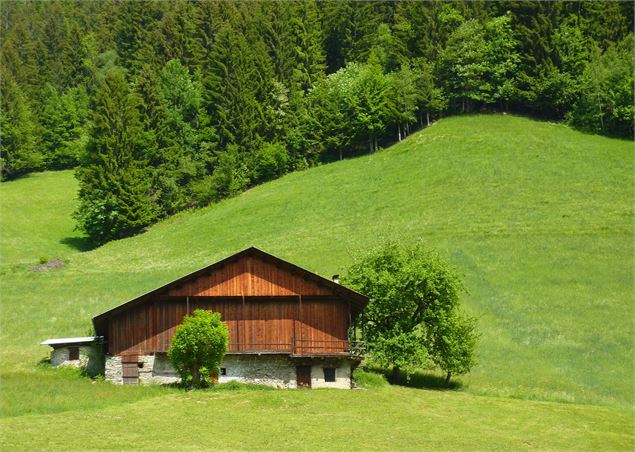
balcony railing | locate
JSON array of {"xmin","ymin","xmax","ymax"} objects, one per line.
[{"xmin": 227, "ymin": 340, "xmax": 365, "ymax": 357}]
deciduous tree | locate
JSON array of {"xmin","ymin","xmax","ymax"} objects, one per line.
[
  {"xmin": 168, "ymin": 309, "xmax": 229, "ymax": 388},
  {"xmin": 343, "ymin": 242, "xmax": 478, "ymax": 383}
]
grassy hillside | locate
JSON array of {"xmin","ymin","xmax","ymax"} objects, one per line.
[{"xmin": 1, "ymin": 114, "xmax": 632, "ymax": 449}]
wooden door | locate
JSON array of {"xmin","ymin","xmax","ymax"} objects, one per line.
[
  {"xmin": 122, "ymin": 354, "xmax": 139, "ymax": 384},
  {"xmin": 296, "ymin": 365, "xmax": 311, "ymax": 388}
]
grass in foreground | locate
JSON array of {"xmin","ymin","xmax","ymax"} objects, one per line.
[{"xmin": 0, "ymin": 381, "xmax": 632, "ymax": 451}]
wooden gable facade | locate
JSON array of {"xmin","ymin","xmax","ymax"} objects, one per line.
[{"xmin": 93, "ymin": 247, "xmax": 368, "ymax": 358}]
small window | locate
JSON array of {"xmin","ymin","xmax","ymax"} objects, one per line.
[
  {"xmin": 138, "ymin": 362, "xmax": 144, "ymax": 369},
  {"xmin": 68, "ymin": 347, "xmax": 79, "ymax": 361},
  {"xmin": 220, "ymin": 368, "xmax": 227, "ymax": 376},
  {"xmin": 323, "ymin": 367, "xmax": 336, "ymax": 382}
]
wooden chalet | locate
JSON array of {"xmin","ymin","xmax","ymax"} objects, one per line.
[{"xmin": 90, "ymin": 247, "xmax": 369, "ymax": 388}]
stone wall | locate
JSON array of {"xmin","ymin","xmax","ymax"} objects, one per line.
[
  {"xmin": 149, "ymin": 354, "xmax": 179, "ymax": 384},
  {"xmin": 104, "ymin": 353, "xmax": 354, "ymax": 389},
  {"xmin": 310, "ymin": 361, "xmax": 352, "ymax": 389},
  {"xmin": 220, "ymin": 355, "xmax": 297, "ymax": 388},
  {"xmin": 105, "ymin": 354, "xmax": 179, "ymax": 385},
  {"xmin": 105, "ymin": 355, "xmax": 122, "ymax": 384},
  {"xmin": 50, "ymin": 345, "xmax": 103, "ymax": 376}
]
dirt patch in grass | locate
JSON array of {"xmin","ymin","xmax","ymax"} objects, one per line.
[{"xmin": 31, "ymin": 258, "xmax": 65, "ymax": 272}]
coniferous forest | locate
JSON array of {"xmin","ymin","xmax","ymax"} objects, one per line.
[{"xmin": 1, "ymin": 1, "xmax": 633, "ymax": 244}]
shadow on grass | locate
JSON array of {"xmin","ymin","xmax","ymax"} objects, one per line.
[
  {"xmin": 60, "ymin": 236, "xmax": 95, "ymax": 252},
  {"xmin": 365, "ymin": 366, "xmax": 463, "ymax": 391},
  {"xmin": 391, "ymin": 371, "xmax": 463, "ymax": 391},
  {"xmin": 164, "ymin": 379, "xmax": 275, "ymax": 392}
]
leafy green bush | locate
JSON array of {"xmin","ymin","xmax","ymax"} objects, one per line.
[
  {"xmin": 353, "ymin": 369, "xmax": 388, "ymax": 389},
  {"xmin": 168, "ymin": 310, "xmax": 229, "ymax": 388},
  {"xmin": 253, "ymin": 142, "xmax": 289, "ymax": 183}
]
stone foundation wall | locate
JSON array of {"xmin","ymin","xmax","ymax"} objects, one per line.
[
  {"xmin": 220, "ymin": 355, "xmax": 297, "ymax": 388},
  {"xmin": 310, "ymin": 361, "xmax": 352, "ymax": 389},
  {"xmin": 104, "ymin": 353, "xmax": 354, "ymax": 389},
  {"xmin": 50, "ymin": 345, "xmax": 103, "ymax": 376},
  {"xmin": 105, "ymin": 355, "xmax": 122, "ymax": 384},
  {"xmin": 149, "ymin": 354, "xmax": 179, "ymax": 384}
]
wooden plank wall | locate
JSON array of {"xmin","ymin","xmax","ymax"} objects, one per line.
[
  {"xmin": 297, "ymin": 301, "xmax": 348, "ymax": 354},
  {"xmin": 107, "ymin": 298, "xmax": 349, "ymax": 356},
  {"xmin": 168, "ymin": 256, "xmax": 333, "ymax": 297}
]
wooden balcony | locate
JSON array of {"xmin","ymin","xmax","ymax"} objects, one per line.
[{"xmin": 227, "ymin": 340, "xmax": 365, "ymax": 358}]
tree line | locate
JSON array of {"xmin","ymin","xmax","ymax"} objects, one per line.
[{"xmin": 1, "ymin": 1, "xmax": 632, "ymax": 244}]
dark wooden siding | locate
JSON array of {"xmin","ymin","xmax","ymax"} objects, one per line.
[{"xmin": 107, "ymin": 297, "xmax": 349, "ymax": 356}]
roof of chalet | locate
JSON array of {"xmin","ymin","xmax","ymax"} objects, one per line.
[
  {"xmin": 41, "ymin": 336, "xmax": 101, "ymax": 347},
  {"xmin": 93, "ymin": 247, "xmax": 369, "ymax": 329}
]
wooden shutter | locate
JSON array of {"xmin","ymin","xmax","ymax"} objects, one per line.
[
  {"xmin": 121, "ymin": 354, "xmax": 139, "ymax": 384},
  {"xmin": 68, "ymin": 347, "xmax": 79, "ymax": 361}
]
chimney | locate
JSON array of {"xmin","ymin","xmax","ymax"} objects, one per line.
[{"xmin": 332, "ymin": 274, "xmax": 340, "ymax": 284}]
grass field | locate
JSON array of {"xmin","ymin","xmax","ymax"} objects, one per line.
[{"xmin": 0, "ymin": 114, "xmax": 632, "ymax": 450}]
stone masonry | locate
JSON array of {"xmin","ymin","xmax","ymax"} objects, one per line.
[
  {"xmin": 220, "ymin": 355, "xmax": 297, "ymax": 388},
  {"xmin": 104, "ymin": 353, "xmax": 354, "ymax": 388},
  {"xmin": 50, "ymin": 345, "xmax": 103, "ymax": 376}
]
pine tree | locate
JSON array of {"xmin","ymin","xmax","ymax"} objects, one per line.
[
  {"xmin": 151, "ymin": 0, "xmax": 199, "ymax": 69},
  {"xmin": 156, "ymin": 59, "xmax": 215, "ymax": 214},
  {"xmin": 288, "ymin": 0, "xmax": 326, "ymax": 93},
  {"xmin": 115, "ymin": 1, "xmax": 163, "ymax": 75},
  {"xmin": 204, "ymin": 21, "xmax": 273, "ymax": 151},
  {"xmin": 74, "ymin": 68, "xmax": 156, "ymax": 244},
  {"xmin": 0, "ymin": 74, "xmax": 41, "ymax": 179},
  {"xmin": 40, "ymin": 1, "xmax": 74, "ymax": 91},
  {"xmin": 0, "ymin": 3, "xmax": 45, "ymax": 100},
  {"xmin": 40, "ymin": 84, "xmax": 89, "ymax": 169}
]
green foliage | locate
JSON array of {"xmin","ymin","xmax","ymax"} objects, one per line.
[
  {"xmin": 1, "ymin": 0, "xmax": 633, "ymax": 245},
  {"xmin": 204, "ymin": 20, "xmax": 273, "ymax": 151},
  {"xmin": 567, "ymin": 34, "xmax": 634, "ymax": 137},
  {"xmin": 168, "ymin": 309, "xmax": 229, "ymax": 388},
  {"xmin": 387, "ymin": 64, "xmax": 419, "ymax": 140},
  {"xmin": 352, "ymin": 369, "xmax": 388, "ymax": 388},
  {"xmin": 40, "ymin": 84, "xmax": 90, "ymax": 169},
  {"xmin": 348, "ymin": 61, "xmax": 391, "ymax": 152},
  {"xmin": 210, "ymin": 145, "xmax": 250, "ymax": 201},
  {"xmin": 254, "ymin": 142, "xmax": 289, "ymax": 183},
  {"xmin": 439, "ymin": 15, "xmax": 520, "ymax": 111},
  {"xmin": 74, "ymin": 68, "xmax": 156, "ymax": 245},
  {"xmin": 151, "ymin": 59, "xmax": 216, "ymax": 216},
  {"xmin": 430, "ymin": 310, "xmax": 479, "ymax": 384},
  {"xmin": 344, "ymin": 241, "xmax": 478, "ymax": 382},
  {"xmin": 0, "ymin": 74, "xmax": 41, "ymax": 180}
]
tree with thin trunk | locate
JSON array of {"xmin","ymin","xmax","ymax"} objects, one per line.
[{"xmin": 168, "ymin": 309, "xmax": 229, "ymax": 388}]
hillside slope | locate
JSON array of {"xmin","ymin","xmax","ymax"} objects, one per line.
[{"xmin": 1, "ymin": 115, "xmax": 632, "ymax": 411}]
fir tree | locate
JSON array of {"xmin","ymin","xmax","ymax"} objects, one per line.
[
  {"xmin": 0, "ymin": 74, "xmax": 41, "ymax": 179},
  {"xmin": 40, "ymin": 84, "xmax": 88, "ymax": 169},
  {"xmin": 74, "ymin": 68, "xmax": 156, "ymax": 245}
]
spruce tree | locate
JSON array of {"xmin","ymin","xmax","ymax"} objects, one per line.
[
  {"xmin": 40, "ymin": 84, "xmax": 88, "ymax": 169},
  {"xmin": 204, "ymin": 21, "xmax": 273, "ymax": 151},
  {"xmin": 0, "ymin": 74, "xmax": 41, "ymax": 179},
  {"xmin": 74, "ymin": 68, "xmax": 155, "ymax": 245}
]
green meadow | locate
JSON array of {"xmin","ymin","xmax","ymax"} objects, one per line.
[{"xmin": 0, "ymin": 115, "xmax": 633, "ymax": 450}]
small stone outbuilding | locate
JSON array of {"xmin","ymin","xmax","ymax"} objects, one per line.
[{"xmin": 41, "ymin": 336, "xmax": 103, "ymax": 376}]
